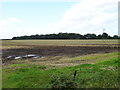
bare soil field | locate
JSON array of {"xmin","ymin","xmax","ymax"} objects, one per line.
[{"xmin": 2, "ymin": 45, "xmax": 119, "ymax": 65}]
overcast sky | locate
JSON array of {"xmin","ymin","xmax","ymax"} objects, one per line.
[{"xmin": 0, "ymin": 0, "xmax": 118, "ymax": 39}]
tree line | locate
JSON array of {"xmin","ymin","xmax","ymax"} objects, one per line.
[{"xmin": 12, "ymin": 32, "xmax": 120, "ymax": 40}]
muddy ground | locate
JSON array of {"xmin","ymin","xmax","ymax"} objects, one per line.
[{"xmin": 2, "ymin": 45, "xmax": 119, "ymax": 64}]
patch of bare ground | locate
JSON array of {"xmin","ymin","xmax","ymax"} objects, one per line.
[{"xmin": 2, "ymin": 45, "xmax": 119, "ymax": 66}]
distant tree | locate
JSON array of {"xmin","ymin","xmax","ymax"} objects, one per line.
[
  {"xmin": 12, "ymin": 32, "xmax": 119, "ymax": 40},
  {"xmin": 84, "ymin": 34, "xmax": 91, "ymax": 39},
  {"xmin": 113, "ymin": 35, "xmax": 119, "ymax": 39},
  {"xmin": 91, "ymin": 34, "xmax": 97, "ymax": 39},
  {"xmin": 84, "ymin": 33, "xmax": 97, "ymax": 39},
  {"xmin": 102, "ymin": 33, "xmax": 109, "ymax": 39},
  {"xmin": 97, "ymin": 34, "xmax": 102, "ymax": 39},
  {"xmin": 107, "ymin": 36, "xmax": 112, "ymax": 39}
]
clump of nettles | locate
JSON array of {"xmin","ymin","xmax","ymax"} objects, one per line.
[{"xmin": 50, "ymin": 73, "xmax": 77, "ymax": 88}]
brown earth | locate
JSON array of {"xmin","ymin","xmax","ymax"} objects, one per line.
[{"xmin": 2, "ymin": 45, "xmax": 119, "ymax": 64}]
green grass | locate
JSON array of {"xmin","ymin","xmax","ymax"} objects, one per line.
[
  {"xmin": 2, "ymin": 52, "xmax": 119, "ymax": 88},
  {"xmin": 10, "ymin": 64, "xmax": 27, "ymax": 67},
  {"xmin": 55, "ymin": 52, "xmax": 119, "ymax": 64}
]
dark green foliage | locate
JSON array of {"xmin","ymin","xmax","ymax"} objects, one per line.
[
  {"xmin": 102, "ymin": 33, "xmax": 109, "ymax": 39},
  {"xmin": 49, "ymin": 57, "xmax": 119, "ymax": 88},
  {"xmin": 50, "ymin": 74, "xmax": 77, "ymax": 88},
  {"xmin": 49, "ymin": 65, "xmax": 118, "ymax": 88},
  {"xmin": 12, "ymin": 32, "xmax": 120, "ymax": 40},
  {"xmin": 113, "ymin": 35, "xmax": 119, "ymax": 39}
]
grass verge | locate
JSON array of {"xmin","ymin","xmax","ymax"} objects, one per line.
[{"xmin": 2, "ymin": 52, "xmax": 119, "ymax": 88}]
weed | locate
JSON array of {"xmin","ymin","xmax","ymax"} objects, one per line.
[{"xmin": 50, "ymin": 74, "xmax": 77, "ymax": 88}]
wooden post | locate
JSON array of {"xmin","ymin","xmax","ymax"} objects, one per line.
[{"xmin": 73, "ymin": 70, "xmax": 77, "ymax": 79}]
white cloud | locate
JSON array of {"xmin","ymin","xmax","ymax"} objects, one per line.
[
  {"xmin": 8, "ymin": 17, "xmax": 23, "ymax": 23},
  {"xmin": 0, "ymin": 17, "xmax": 58, "ymax": 39},
  {"xmin": 0, "ymin": 17, "xmax": 24, "ymax": 39},
  {"xmin": 0, "ymin": 17, "xmax": 23, "ymax": 29},
  {"xmin": 21, "ymin": 27, "xmax": 58, "ymax": 36},
  {"xmin": 58, "ymin": 0, "xmax": 118, "ymax": 35},
  {"xmin": 0, "ymin": 0, "xmax": 118, "ymax": 39}
]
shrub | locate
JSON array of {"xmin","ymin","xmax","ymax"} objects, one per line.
[{"xmin": 50, "ymin": 74, "xmax": 77, "ymax": 88}]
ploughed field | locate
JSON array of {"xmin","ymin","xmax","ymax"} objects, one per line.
[
  {"xmin": 2, "ymin": 40, "xmax": 119, "ymax": 66},
  {"xmin": 1, "ymin": 39, "xmax": 120, "ymax": 88}
]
